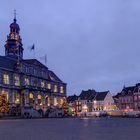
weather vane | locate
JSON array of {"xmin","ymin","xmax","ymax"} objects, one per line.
[{"xmin": 14, "ymin": 9, "xmax": 17, "ymax": 19}]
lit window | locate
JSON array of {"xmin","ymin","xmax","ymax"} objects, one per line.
[
  {"xmin": 15, "ymin": 93, "xmax": 20, "ymax": 104},
  {"xmin": 45, "ymin": 96, "xmax": 50, "ymax": 106},
  {"xmin": 60, "ymin": 86, "xmax": 64, "ymax": 93},
  {"xmin": 47, "ymin": 83, "xmax": 51, "ymax": 89},
  {"xmin": 60, "ymin": 98, "xmax": 64, "ymax": 107},
  {"xmin": 41, "ymin": 81, "xmax": 45, "ymax": 88},
  {"xmin": 54, "ymin": 85, "xmax": 58, "ymax": 93},
  {"xmin": 3, "ymin": 74, "xmax": 9, "ymax": 84},
  {"xmin": 29, "ymin": 93, "xmax": 34, "ymax": 104},
  {"xmin": 14, "ymin": 75, "xmax": 20, "ymax": 86},
  {"xmin": 54, "ymin": 97, "xmax": 58, "ymax": 106},
  {"xmin": 25, "ymin": 77, "xmax": 29, "ymax": 85},
  {"xmin": 38, "ymin": 94, "xmax": 42, "ymax": 105}
]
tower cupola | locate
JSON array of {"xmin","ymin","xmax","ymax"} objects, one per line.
[
  {"xmin": 10, "ymin": 18, "xmax": 20, "ymax": 33},
  {"xmin": 4, "ymin": 11, "xmax": 24, "ymax": 60}
]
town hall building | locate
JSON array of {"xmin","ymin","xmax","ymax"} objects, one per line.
[{"xmin": 0, "ymin": 15, "xmax": 67, "ymax": 115}]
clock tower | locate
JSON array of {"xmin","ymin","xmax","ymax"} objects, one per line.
[{"xmin": 5, "ymin": 11, "xmax": 24, "ymax": 60}]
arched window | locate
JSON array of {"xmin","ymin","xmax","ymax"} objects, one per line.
[
  {"xmin": 38, "ymin": 94, "xmax": 42, "ymax": 105},
  {"xmin": 54, "ymin": 97, "xmax": 58, "ymax": 106},
  {"xmin": 59, "ymin": 98, "xmax": 64, "ymax": 108},
  {"xmin": 29, "ymin": 93, "xmax": 34, "ymax": 104},
  {"xmin": 45, "ymin": 96, "xmax": 50, "ymax": 106}
]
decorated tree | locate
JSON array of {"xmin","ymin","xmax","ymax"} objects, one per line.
[{"xmin": 0, "ymin": 94, "xmax": 9, "ymax": 114}]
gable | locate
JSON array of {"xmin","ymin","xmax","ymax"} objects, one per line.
[
  {"xmin": 22, "ymin": 59, "xmax": 48, "ymax": 69},
  {"xmin": 48, "ymin": 70, "xmax": 62, "ymax": 82}
]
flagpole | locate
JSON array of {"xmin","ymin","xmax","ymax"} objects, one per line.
[
  {"xmin": 45, "ymin": 54, "xmax": 47, "ymax": 65},
  {"xmin": 39, "ymin": 54, "xmax": 47, "ymax": 66},
  {"xmin": 33, "ymin": 49, "xmax": 35, "ymax": 59}
]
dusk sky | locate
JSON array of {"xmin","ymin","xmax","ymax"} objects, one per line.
[{"xmin": 0, "ymin": 0, "xmax": 140, "ymax": 95}]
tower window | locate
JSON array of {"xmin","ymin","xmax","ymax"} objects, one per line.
[{"xmin": 3, "ymin": 74, "xmax": 9, "ymax": 85}]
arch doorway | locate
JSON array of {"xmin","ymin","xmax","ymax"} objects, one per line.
[
  {"xmin": 38, "ymin": 94, "xmax": 42, "ymax": 105},
  {"xmin": 45, "ymin": 96, "xmax": 50, "ymax": 106},
  {"xmin": 29, "ymin": 93, "xmax": 34, "ymax": 105}
]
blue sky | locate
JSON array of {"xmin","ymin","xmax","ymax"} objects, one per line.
[{"xmin": 0, "ymin": 0, "xmax": 140, "ymax": 95}]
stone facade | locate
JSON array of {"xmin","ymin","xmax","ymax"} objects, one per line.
[
  {"xmin": 117, "ymin": 83, "xmax": 140, "ymax": 111},
  {"xmin": 92, "ymin": 91, "xmax": 115, "ymax": 111},
  {"xmin": 0, "ymin": 16, "xmax": 66, "ymax": 115},
  {"xmin": 133, "ymin": 84, "xmax": 140, "ymax": 110}
]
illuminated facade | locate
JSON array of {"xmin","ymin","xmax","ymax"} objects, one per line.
[
  {"xmin": 0, "ymin": 16, "xmax": 66, "ymax": 115},
  {"xmin": 67, "ymin": 89, "xmax": 115, "ymax": 114},
  {"xmin": 117, "ymin": 83, "xmax": 140, "ymax": 111}
]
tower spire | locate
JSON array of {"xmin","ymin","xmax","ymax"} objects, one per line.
[{"xmin": 14, "ymin": 9, "xmax": 17, "ymax": 22}]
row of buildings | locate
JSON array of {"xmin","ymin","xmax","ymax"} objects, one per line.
[
  {"xmin": 0, "ymin": 15, "xmax": 66, "ymax": 115},
  {"xmin": 114, "ymin": 83, "xmax": 140, "ymax": 111},
  {"xmin": 67, "ymin": 90, "xmax": 115, "ymax": 114},
  {"xmin": 67, "ymin": 83, "xmax": 140, "ymax": 114}
]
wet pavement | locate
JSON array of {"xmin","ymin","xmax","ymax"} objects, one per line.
[{"xmin": 0, "ymin": 117, "xmax": 140, "ymax": 140}]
